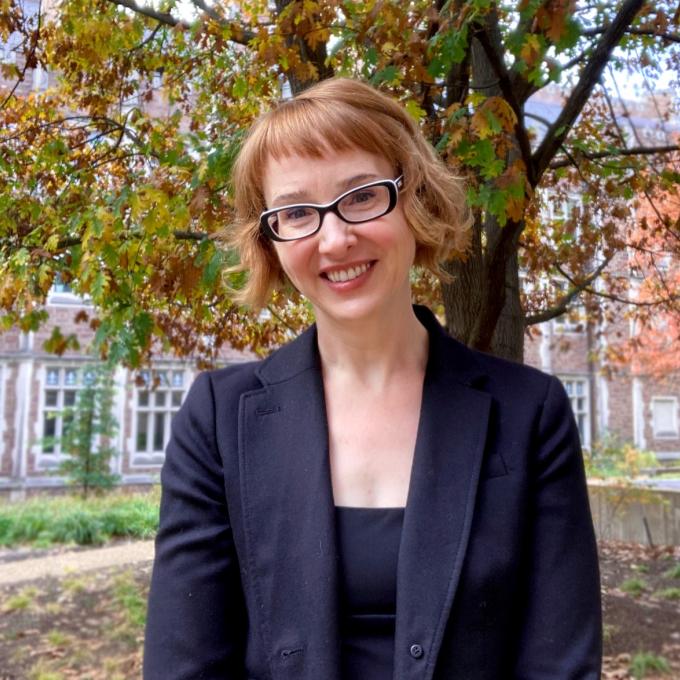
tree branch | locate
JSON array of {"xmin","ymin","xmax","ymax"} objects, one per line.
[
  {"xmin": 550, "ymin": 144, "xmax": 680, "ymax": 169},
  {"xmin": 189, "ymin": 0, "xmax": 256, "ymax": 43},
  {"xmin": 1, "ymin": 4, "xmax": 41, "ymax": 110},
  {"xmin": 105, "ymin": 0, "xmax": 190, "ymax": 28},
  {"xmin": 474, "ymin": 16, "xmax": 535, "ymax": 184},
  {"xmin": 582, "ymin": 26, "xmax": 680, "ymax": 44},
  {"xmin": 524, "ymin": 258, "xmax": 609, "ymax": 325},
  {"xmin": 532, "ymin": 0, "xmax": 646, "ymax": 179}
]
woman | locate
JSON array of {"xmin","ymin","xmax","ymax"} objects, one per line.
[{"xmin": 144, "ymin": 78, "xmax": 602, "ymax": 680}]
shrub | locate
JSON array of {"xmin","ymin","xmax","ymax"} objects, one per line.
[
  {"xmin": 629, "ymin": 651, "xmax": 671, "ymax": 679},
  {"xmin": 585, "ymin": 436, "xmax": 659, "ymax": 479},
  {"xmin": 620, "ymin": 577, "xmax": 647, "ymax": 597},
  {"xmin": 663, "ymin": 563, "xmax": 680, "ymax": 580},
  {"xmin": 0, "ymin": 490, "xmax": 159, "ymax": 547}
]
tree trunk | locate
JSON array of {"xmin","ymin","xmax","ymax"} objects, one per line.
[
  {"xmin": 441, "ymin": 31, "xmax": 526, "ymax": 363},
  {"xmin": 442, "ymin": 217, "xmax": 483, "ymax": 345}
]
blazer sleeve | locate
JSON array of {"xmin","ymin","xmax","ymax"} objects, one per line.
[
  {"xmin": 144, "ymin": 372, "xmax": 247, "ymax": 680},
  {"xmin": 513, "ymin": 375, "xmax": 602, "ymax": 679}
]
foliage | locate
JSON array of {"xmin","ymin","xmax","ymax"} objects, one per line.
[
  {"xmin": 628, "ymin": 651, "xmax": 671, "ymax": 679},
  {"xmin": 654, "ymin": 587, "xmax": 680, "ymax": 599},
  {"xmin": 113, "ymin": 570, "xmax": 148, "ymax": 631},
  {"xmin": 584, "ymin": 436, "xmax": 659, "ymax": 479},
  {"xmin": 0, "ymin": 0, "xmax": 679, "ymax": 363},
  {"xmin": 620, "ymin": 576, "xmax": 647, "ymax": 597},
  {"xmin": 50, "ymin": 363, "xmax": 121, "ymax": 497},
  {"xmin": 0, "ymin": 490, "xmax": 159, "ymax": 547},
  {"xmin": 664, "ymin": 563, "xmax": 680, "ymax": 579}
]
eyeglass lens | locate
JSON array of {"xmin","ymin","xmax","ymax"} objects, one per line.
[{"xmin": 268, "ymin": 184, "xmax": 391, "ymax": 240}]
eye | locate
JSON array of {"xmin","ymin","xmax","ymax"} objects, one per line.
[
  {"xmin": 348, "ymin": 189, "xmax": 377, "ymax": 205},
  {"xmin": 284, "ymin": 206, "xmax": 314, "ymax": 221}
]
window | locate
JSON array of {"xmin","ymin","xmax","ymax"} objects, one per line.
[
  {"xmin": 41, "ymin": 366, "xmax": 81, "ymax": 456},
  {"xmin": 32, "ymin": 64, "xmax": 49, "ymax": 91},
  {"xmin": 0, "ymin": 32, "xmax": 21, "ymax": 64},
  {"xmin": 551, "ymin": 279, "xmax": 585, "ymax": 333},
  {"xmin": 50, "ymin": 273, "xmax": 73, "ymax": 294},
  {"xmin": 651, "ymin": 397, "xmax": 678, "ymax": 439},
  {"xmin": 560, "ymin": 377, "xmax": 590, "ymax": 448},
  {"xmin": 134, "ymin": 369, "xmax": 186, "ymax": 463}
]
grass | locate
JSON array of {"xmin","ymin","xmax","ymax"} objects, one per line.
[
  {"xmin": 0, "ymin": 488, "xmax": 159, "ymax": 548},
  {"xmin": 113, "ymin": 570, "xmax": 147, "ymax": 630},
  {"xmin": 620, "ymin": 577, "xmax": 648, "ymax": 597},
  {"xmin": 3, "ymin": 586, "xmax": 39, "ymax": 612},
  {"xmin": 654, "ymin": 587, "xmax": 680, "ymax": 600},
  {"xmin": 629, "ymin": 651, "xmax": 671, "ymax": 679},
  {"xmin": 663, "ymin": 563, "xmax": 680, "ymax": 579}
]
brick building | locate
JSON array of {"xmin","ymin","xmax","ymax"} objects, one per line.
[
  {"xmin": 0, "ymin": 289, "xmax": 251, "ymax": 496},
  {"xmin": 1, "ymin": 5, "xmax": 678, "ymax": 494}
]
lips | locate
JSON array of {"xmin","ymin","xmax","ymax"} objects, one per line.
[{"xmin": 323, "ymin": 261, "xmax": 374, "ymax": 283}]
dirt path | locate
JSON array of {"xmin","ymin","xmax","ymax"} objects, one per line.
[{"xmin": 0, "ymin": 540, "xmax": 154, "ymax": 585}]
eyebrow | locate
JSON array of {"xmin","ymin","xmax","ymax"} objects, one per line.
[{"xmin": 270, "ymin": 173, "xmax": 382, "ymax": 207}]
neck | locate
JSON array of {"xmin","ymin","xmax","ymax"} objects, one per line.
[{"xmin": 315, "ymin": 303, "xmax": 428, "ymax": 390}]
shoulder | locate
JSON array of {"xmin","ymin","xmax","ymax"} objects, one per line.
[
  {"xmin": 464, "ymin": 343, "xmax": 557, "ymax": 400},
  {"xmin": 201, "ymin": 360, "xmax": 264, "ymax": 395},
  {"xmin": 185, "ymin": 321, "xmax": 318, "ymax": 405}
]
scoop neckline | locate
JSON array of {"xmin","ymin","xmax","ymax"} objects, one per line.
[{"xmin": 334, "ymin": 505, "xmax": 405, "ymax": 511}]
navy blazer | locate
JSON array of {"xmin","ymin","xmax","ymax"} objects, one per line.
[{"xmin": 144, "ymin": 305, "xmax": 602, "ymax": 680}]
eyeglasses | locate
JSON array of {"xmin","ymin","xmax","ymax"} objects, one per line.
[{"xmin": 260, "ymin": 176, "xmax": 404, "ymax": 242}]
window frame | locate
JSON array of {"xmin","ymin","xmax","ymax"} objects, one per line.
[
  {"xmin": 558, "ymin": 375, "xmax": 591, "ymax": 449},
  {"xmin": 37, "ymin": 364, "xmax": 85, "ymax": 468},
  {"xmin": 131, "ymin": 367, "xmax": 188, "ymax": 467},
  {"xmin": 650, "ymin": 396, "xmax": 679, "ymax": 440}
]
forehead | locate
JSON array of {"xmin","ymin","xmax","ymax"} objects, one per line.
[{"xmin": 262, "ymin": 148, "xmax": 394, "ymax": 205}]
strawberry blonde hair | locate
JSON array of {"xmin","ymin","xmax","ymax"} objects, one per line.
[{"xmin": 225, "ymin": 78, "xmax": 471, "ymax": 308}]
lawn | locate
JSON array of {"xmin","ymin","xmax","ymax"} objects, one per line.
[{"xmin": 0, "ymin": 541, "xmax": 678, "ymax": 679}]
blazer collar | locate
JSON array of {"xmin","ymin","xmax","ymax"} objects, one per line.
[
  {"xmin": 254, "ymin": 305, "xmax": 487, "ymax": 388},
  {"xmin": 242, "ymin": 305, "xmax": 491, "ymax": 680}
]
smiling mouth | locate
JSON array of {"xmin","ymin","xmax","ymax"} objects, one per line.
[{"xmin": 323, "ymin": 262, "xmax": 374, "ymax": 283}]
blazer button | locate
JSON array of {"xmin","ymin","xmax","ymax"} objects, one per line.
[{"xmin": 409, "ymin": 643, "xmax": 424, "ymax": 659}]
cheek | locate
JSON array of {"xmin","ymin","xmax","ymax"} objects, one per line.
[{"xmin": 273, "ymin": 243, "xmax": 309, "ymax": 287}]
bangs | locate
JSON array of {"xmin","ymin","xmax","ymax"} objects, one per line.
[{"xmin": 247, "ymin": 98, "xmax": 403, "ymax": 181}]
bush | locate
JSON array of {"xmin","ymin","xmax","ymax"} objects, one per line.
[
  {"xmin": 620, "ymin": 577, "xmax": 647, "ymax": 598},
  {"xmin": 0, "ymin": 489, "xmax": 160, "ymax": 547},
  {"xmin": 585, "ymin": 436, "xmax": 659, "ymax": 479},
  {"xmin": 629, "ymin": 651, "xmax": 671, "ymax": 679}
]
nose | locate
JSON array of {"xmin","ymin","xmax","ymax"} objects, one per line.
[{"xmin": 317, "ymin": 211, "xmax": 356, "ymax": 254}]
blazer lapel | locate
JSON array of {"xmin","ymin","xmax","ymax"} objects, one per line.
[
  {"xmin": 238, "ymin": 307, "xmax": 490, "ymax": 680},
  {"xmin": 393, "ymin": 309, "xmax": 491, "ymax": 680},
  {"xmin": 239, "ymin": 325, "xmax": 340, "ymax": 680}
]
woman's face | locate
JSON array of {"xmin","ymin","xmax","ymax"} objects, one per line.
[{"xmin": 262, "ymin": 147, "xmax": 416, "ymax": 327}]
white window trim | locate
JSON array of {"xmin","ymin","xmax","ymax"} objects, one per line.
[
  {"xmin": 35, "ymin": 363, "xmax": 84, "ymax": 469},
  {"xmin": 558, "ymin": 375, "xmax": 591, "ymax": 449},
  {"xmin": 129, "ymin": 365, "xmax": 192, "ymax": 468},
  {"xmin": 650, "ymin": 396, "xmax": 679, "ymax": 440},
  {"xmin": 551, "ymin": 279, "xmax": 586, "ymax": 334}
]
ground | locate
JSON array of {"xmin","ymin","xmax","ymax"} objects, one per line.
[{"xmin": 0, "ymin": 541, "xmax": 678, "ymax": 679}]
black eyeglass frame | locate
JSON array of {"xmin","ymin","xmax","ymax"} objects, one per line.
[{"xmin": 260, "ymin": 175, "xmax": 404, "ymax": 242}]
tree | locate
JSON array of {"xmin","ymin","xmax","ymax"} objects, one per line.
[
  {"xmin": 0, "ymin": 0, "xmax": 678, "ymax": 363},
  {"xmin": 54, "ymin": 363, "xmax": 120, "ymax": 497}
]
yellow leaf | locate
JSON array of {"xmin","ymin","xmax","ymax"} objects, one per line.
[
  {"xmin": 404, "ymin": 99, "xmax": 426, "ymax": 122},
  {"xmin": 520, "ymin": 34, "xmax": 541, "ymax": 66},
  {"xmin": 484, "ymin": 96, "xmax": 517, "ymax": 132},
  {"xmin": 471, "ymin": 109, "xmax": 492, "ymax": 139}
]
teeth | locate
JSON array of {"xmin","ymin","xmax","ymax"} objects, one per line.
[{"xmin": 326, "ymin": 262, "xmax": 371, "ymax": 283}]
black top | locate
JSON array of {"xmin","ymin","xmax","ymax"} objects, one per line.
[{"xmin": 335, "ymin": 506, "xmax": 405, "ymax": 680}]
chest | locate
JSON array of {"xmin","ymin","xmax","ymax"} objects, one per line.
[{"xmin": 324, "ymin": 381, "xmax": 423, "ymax": 508}]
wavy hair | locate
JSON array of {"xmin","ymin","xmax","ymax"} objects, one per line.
[{"xmin": 224, "ymin": 78, "xmax": 471, "ymax": 308}]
